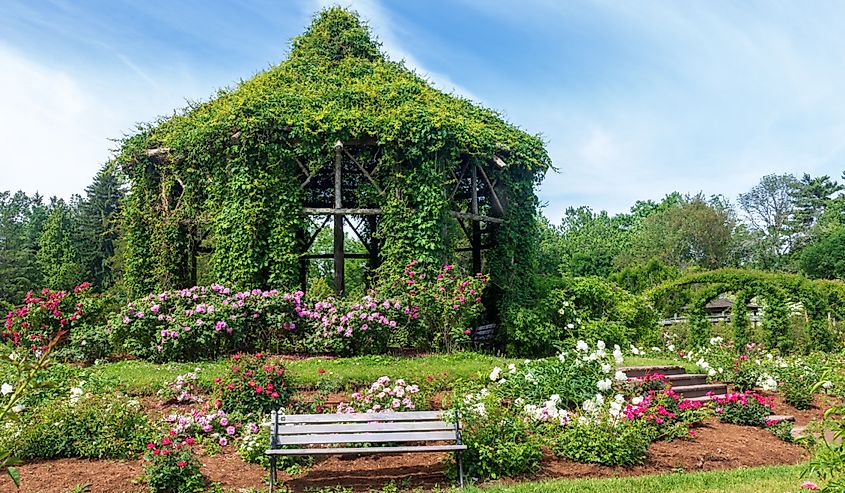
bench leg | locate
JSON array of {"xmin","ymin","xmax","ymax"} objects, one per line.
[
  {"xmin": 457, "ymin": 450, "xmax": 464, "ymax": 488},
  {"xmin": 269, "ymin": 456, "xmax": 277, "ymax": 493}
]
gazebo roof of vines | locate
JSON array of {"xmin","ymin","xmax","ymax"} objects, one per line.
[{"xmin": 118, "ymin": 8, "xmax": 551, "ymax": 298}]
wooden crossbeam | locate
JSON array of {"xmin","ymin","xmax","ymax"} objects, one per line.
[
  {"xmin": 344, "ymin": 148, "xmax": 383, "ymax": 194},
  {"xmin": 303, "ymin": 207, "xmax": 381, "ymax": 215}
]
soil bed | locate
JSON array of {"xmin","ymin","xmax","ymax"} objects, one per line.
[{"xmin": 0, "ymin": 417, "xmax": 808, "ymax": 493}]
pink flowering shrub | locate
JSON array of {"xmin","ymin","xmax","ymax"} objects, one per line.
[
  {"xmin": 163, "ymin": 404, "xmax": 238, "ymax": 448},
  {"xmin": 711, "ymin": 391, "xmax": 774, "ymax": 426},
  {"xmin": 394, "ymin": 261, "xmax": 489, "ymax": 351},
  {"xmin": 158, "ymin": 372, "xmax": 203, "ymax": 404},
  {"xmin": 622, "ymin": 389, "xmax": 710, "ymax": 440},
  {"xmin": 214, "ymin": 353, "xmax": 291, "ymax": 417},
  {"xmin": 143, "ymin": 436, "xmax": 205, "ymax": 493},
  {"xmin": 336, "ymin": 376, "xmax": 422, "ymax": 413},
  {"xmin": 629, "ymin": 372, "xmax": 669, "ymax": 393},
  {"xmin": 111, "ymin": 285, "xmax": 413, "ymax": 360},
  {"xmin": 3, "ymin": 283, "xmax": 113, "ymax": 362}
]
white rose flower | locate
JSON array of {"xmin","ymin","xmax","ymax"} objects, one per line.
[
  {"xmin": 597, "ymin": 340, "xmax": 606, "ymax": 350},
  {"xmin": 614, "ymin": 370, "xmax": 627, "ymax": 381},
  {"xmin": 489, "ymin": 367, "xmax": 502, "ymax": 381},
  {"xmin": 508, "ymin": 363, "xmax": 517, "ymax": 374},
  {"xmin": 822, "ymin": 381, "xmax": 834, "ymax": 389},
  {"xmin": 631, "ymin": 396, "xmax": 644, "ymax": 405},
  {"xmin": 1, "ymin": 383, "xmax": 13, "ymax": 395},
  {"xmin": 708, "ymin": 368, "xmax": 716, "ymax": 377},
  {"xmin": 596, "ymin": 379, "xmax": 612, "ymax": 392},
  {"xmin": 667, "ymin": 344, "xmax": 675, "ymax": 352},
  {"xmin": 576, "ymin": 340, "xmax": 589, "ymax": 352},
  {"xmin": 601, "ymin": 363, "xmax": 612, "ymax": 374},
  {"xmin": 557, "ymin": 353, "xmax": 566, "ymax": 363},
  {"xmin": 12, "ymin": 404, "xmax": 25, "ymax": 413}
]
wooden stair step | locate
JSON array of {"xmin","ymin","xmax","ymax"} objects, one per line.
[
  {"xmin": 618, "ymin": 365, "xmax": 687, "ymax": 378},
  {"xmin": 671, "ymin": 383, "xmax": 728, "ymax": 398},
  {"xmin": 666, "ymin": 374, "xmax": 708, "ymax": 386}
]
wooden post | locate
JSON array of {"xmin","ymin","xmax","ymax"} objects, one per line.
[
  {"xmin": 471, "ymin": 162, "xmax": 481, "ymax": 274},
  {"xmin": 333, "ymin": 141, "xmax": 345, "ymax": 295}
]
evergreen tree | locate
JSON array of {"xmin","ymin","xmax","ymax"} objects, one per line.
[
  {"xmin": 37, "ymin": 198, "xmax": 85, "ymax": 290},
  {"xmin": 78, "ymin": 162, "xmax": 125, "ymax": 290}
]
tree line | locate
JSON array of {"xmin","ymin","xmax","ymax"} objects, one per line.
[
  {"xmin": 1, "ymin": 167, "xmax": 843, "ymax": 307},
  {"xmin": 539, "ymin": 172, "xmax": 845, "ymax": 286}
]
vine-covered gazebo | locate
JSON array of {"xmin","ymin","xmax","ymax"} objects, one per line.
[{"xmin": 117, "ymin": 8, "xmax": 550, "ymax": 315}]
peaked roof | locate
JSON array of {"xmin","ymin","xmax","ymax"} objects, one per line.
[{"xmin": 126, "ymin": 7, "xmax": 550, "ymax": 173}]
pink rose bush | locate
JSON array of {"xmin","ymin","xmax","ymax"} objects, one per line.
[
  {"xmin": 158, "ymin": 371, "xmax": 203, "ymax": 404},
  {"xmin": 214, "ymin": 353, "xmax": 291, "ymax": 416},
  {"xmin": 710, "ymin": 391, "xmax": 774, "ymax": 426},
  {"xmin": 394, "ymin": 261, "xmax": 489, "ymax": 351},
  {"xmin": 111, "ymin": 285, "xmax": 413, "ymax": 360},
  {"xmin": 337, "ymin": 376, "xmax": 422, "ymax": 414}
]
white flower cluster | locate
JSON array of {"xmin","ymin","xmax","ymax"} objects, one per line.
[
  {"xmin": 522, "ymin": 394, "xmax": 571, "ymax": 425},
  {"xmin": 757, "ymin": 373, "xmax": 778, "ymax": 392}
]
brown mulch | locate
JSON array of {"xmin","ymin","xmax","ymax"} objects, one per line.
[{"xmin": 0, "ymin": 417, "xmax": 809, "ymax": 493}]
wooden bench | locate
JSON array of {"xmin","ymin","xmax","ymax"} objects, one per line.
[
  {"xmin": 471, "ymin": 323, "xmax": 496, "ymax": 345},
  {"xmin": 266, "ymin": 410, "xmax": 467, "ymax": 492}
]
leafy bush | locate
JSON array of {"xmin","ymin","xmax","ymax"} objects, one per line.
[
  {"xmin": 214, "ymin": 354, "xmax": 292, "ymax": 417},
  {"xmin": 766, "ymin": 419, "xmax": 795, "ymax": 443},
  {"xmin": 11, "ymin": 393, "xmax": 152, "ymax": 460},
  {"xmin": 3, "ymin": 283, "xmax": 114, "ymax": 363},
  {"xmin": 392, "ymin": 262, "xmax": 489, "ymax": 351},
  {"xmin": 622, "ymin": 388, "xmax": 710, "ymax": 441},
  {"xmin": 453, "ymin": 391, "xmax": 543, "ymax": 480},
  {"xmin": 111, "ymin": 285, "xmax": 414, "ymax": 360},
  {"xmin": 143, "ymin": 436, "xmax": 206, "ymax": 493},
  {"xmin": 551, "ymin": 418, "xmax": 651, "ymax": 466},
  {"xmin": 336, "ymin": 376, "xmax": 422, "ymax": 413},
  {"xmin": 493, "ymin": 340, "xmax": 626, "ymax": 410},
  {"xmin": 777, "ymin": 364, "xmax": 817, "ymax": 410},
  {"xmin": 158, "ymin": 371, "xmax": 203, "ymax": 405},
  {"xmin": 712, "ymin": 392, "xmax": 774, "ymax": 426}
]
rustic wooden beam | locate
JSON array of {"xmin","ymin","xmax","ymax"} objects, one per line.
[
  {"xmin": 343, "ymin": 148, "xmax": 383, "ymax": 194},
  {"xmin": 146, "ymin": 147, "xmax": 171, "ymax": 158},
  {"xmin": 471, "ymin": 163, "xmax": 482, "ymax": 273},
  {"xmin": 476, "ymin": 163, "xmax": 505, "ymax": 216},
  {"xmin": 333, "ymin": 141, "xmax": 345, "ymax": 296},
  {"xmin": 450, "ymin": 211, "xmax": 504, "ymax": 224},
  {"xmin": 303, "ymin": 253, "xmax": 371, "ymax": 260},
  {"xmin": 305, "ymin": 215, "xmax": 332, "ymax": 250},
  {"xmin": 343, "ymin": 216, "xmax": 374, "ymax": 255},
  {"xmin": 449, "ymin": 160, "xmax": 471, "ymax": 201},
  {"xmin": 493, "ymin": 155, "xmax": 507, "ymax": 168},
  {"xmin": 303, "ymin": 207, "xmax": 382, "ymax": 215}
]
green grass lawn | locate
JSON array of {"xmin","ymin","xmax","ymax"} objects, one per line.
[
  {"xmin": 465, "ymin": 464, "xmax": 817, "ymax": 493},
  {"xmin": 623, "ymin": 355, "xmax": 699, "ymax": 373},
  {"xmin": 93, "ymin": 352, "xmax": 515, "ymax": 395},
  {"xmin": 93, "ymin": 352, "xmax": 704, "ymax": 396}
]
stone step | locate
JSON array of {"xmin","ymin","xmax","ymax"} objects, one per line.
[
  {"xmin": 618, "ymin": 365, "xmax": 687, "ymax": 378},
  {"xmin": 766, "ymin": 414, "xmax": 795, "ymax": 423},
  {"xmin": 684, "ymin": 393, "xmax": 726, "ymax": 403},
  {"xmin": 671, "ymin": 383, "xmax": 728, "ymax": 399},
  {"xmin": 666, "ymin": 373, "xmax": 708, "ymax": 387}
]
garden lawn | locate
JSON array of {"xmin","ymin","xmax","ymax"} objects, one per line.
[
  {"xmin": 94, "ymin": 352, "xmax": 515, "ymax": 395},
  {"xmin": 468, "ymin": 464, "xmax": 816, "ymax": 493}
]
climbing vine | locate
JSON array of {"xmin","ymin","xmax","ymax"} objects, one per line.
[{"xmin": 115, "ymin": 7, "xmax": 549, "ymax": 319}]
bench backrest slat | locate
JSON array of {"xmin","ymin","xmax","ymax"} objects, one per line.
[
  {"xmin": 275, "ymin": 421, "xmax": 453, "ymax": 435},
  {"xmin": 276, "ymin": 430, "xmax": 457, "ymax": 446},
  {"xmin": 276, "ymin": 411, "xmax": 446, "ymax": 424}
]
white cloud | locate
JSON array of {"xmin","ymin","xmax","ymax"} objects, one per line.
[
  {"xmin": 312, "ymin": 0, "xmax": 482, "ymax": 102},
  {"xmin": 0, "ymin": 43, "xmax": 111, "ymax": 198}
]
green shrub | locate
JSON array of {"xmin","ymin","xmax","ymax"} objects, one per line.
[
  {"xmin": 143, "ymin": 436, "xmax": 206, "ymax": 493},
  {"xmin": 214, "ymin": 353, "xmax": 292, "ymax": 417},
  {"xmin": 452, "ymin": 392, "xmax": 543, "ymax": 480},
  {"xmin": 12, "ymin": 393, "xmax": 152, "ymax": 460},
  {"xmin": 493, "ymin": 340, "xmax": 624, "ymax": 410},
  {"xmin": 551, "ymin": 419, "xmax": 651, "ymax": 466},
  {"xmin": 779, "ymin": 369, "xmax": 815, "ymax": 410},
  {"xmin": 712, "ymin": 392, "xmax": 774, "ymax": 426}
]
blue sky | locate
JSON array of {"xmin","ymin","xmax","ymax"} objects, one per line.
[{"xmin": 2, "ymin": 0, "xmax": 845, "ymax": 221}]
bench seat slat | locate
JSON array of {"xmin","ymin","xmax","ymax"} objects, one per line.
[
  {"xmin": 277, "ymin": 411, "xmax": 446, "ymax": 424},
  {"xmin": 277, "ymin": 430, "xmax": 457, "ymax": 445},
  {"xmin": 276, "ymin": 421, "xmax": 453, "ymax": 435},
  {"xmin": 267, "ymin": 444, "xmax": 467, "ymax": 456}
]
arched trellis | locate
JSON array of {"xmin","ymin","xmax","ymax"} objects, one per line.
[{"xmin": 648, "ymin": 269, "xmax": 843, "ymax": 351}]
